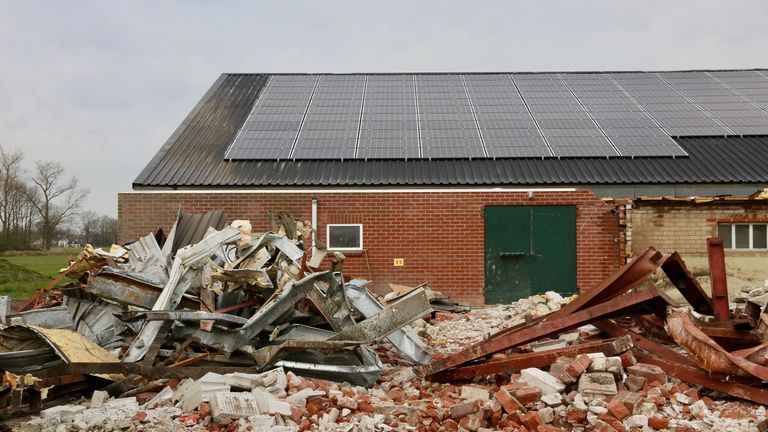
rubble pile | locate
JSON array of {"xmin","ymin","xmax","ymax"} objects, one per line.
[
  {"xmin": 18, "ymin": 361, "xmax": 767, "ymax": 431},
  {"xmin": 2, "ymin": 210, "xmax": 768, "ymax": 431},
  {"xmin": 735, "ymin": 281, "xmax": 768, "ymax": 306},
  {"xmin": 0, "ymin": 209, "xmax": 438, "ymax": 420},
  {"xmin": 418, "ymin": 292, "xmax": 573, "ymax": 354}
]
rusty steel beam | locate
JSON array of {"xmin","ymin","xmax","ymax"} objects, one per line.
[
  {"xmin": 596, "ymin": 319, "xmax": 762, "ymax": 386},
  {"xmin": 595, "ymin": 319, "xmax": 701, "ymax": 368},
  {"xmin": 633, "ymin": 351, "xmax": 768, "ymax": 405},
  {"xmin": 16, "ymin": 272, "xmax": 70, "ymax": 313},
  {"xmin": 666, "ymin": 311, "xmax": 768, "ymax": 380},
  {"xmin": 418, "ymin": 286, "xmax": 669, "ymax": 377},
  {"xmin": 707, "ymin": 238, "xmax": 730, "ymax": 321},
  {"xmin": 548, "ymin": 247, "xmax": 665, "ymax": 321},
  {"xmin": 429, "ymin": 335, "xmax": 633, "ymax": 382},
  {"xmin": 635, "ymin": 315, "xmax": 675, "ymax": 343},
  {"xmin": 661, "ymin": 252, "xmax": 714, "ymax": 316},
  {"xmin": 686, "ymin": 314, "xmax": 761, "ymax": 349}
]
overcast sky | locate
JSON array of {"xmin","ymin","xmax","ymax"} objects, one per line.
[{"xmin": 1, "ymin": 1, "xmax": 766, "ymax": 216}]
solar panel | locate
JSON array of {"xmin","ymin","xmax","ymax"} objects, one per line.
[
  {"xmin": 357, "ymin": 146, "xmax": 420, "ymax": 159},
  {"xmin": 422, "ymin": 147, "xmax": 485, "ymax": 158},
  {"xmin": 225, "ymin": 71, "xmax": 768, "ymax": 161},
  {"xmin": 487, "ymin": 146, "xmax": 552, "ymax": 157},
  {"xmin": 551, "ymin": 145, "xmax": 619, "ymax": 157}
]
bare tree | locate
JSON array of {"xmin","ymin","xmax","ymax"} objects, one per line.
[
  {"xmin": 79, "ymin": 210, "xmax": 99, "ymax": 245},
  {"xmin": 27, "ymin": 161, "xmax": 90, "ymax": 250},
  {"xmin": 0, "ymin": 146, "xmax": 25, "ymax": 246},
  {"xmin": 93, "ymin": 215, "xmax": 118, "ymax": 246},
  {"xmin": 8, "ymin": 181, "xmax": 38, "ymax": 249}
]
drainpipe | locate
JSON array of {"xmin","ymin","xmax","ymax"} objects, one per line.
[{"xmin": 311, "ymin": 197, "xmax": 318, "ymax": 249}]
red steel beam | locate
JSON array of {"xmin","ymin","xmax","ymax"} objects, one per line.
[
  {"xmin": 661, "ymin": 252, "xmax": 714, "ymax": 316},
  {"xmin": 707, "ymin": 238, "xmax": 730, "ymax": 321},
  {"xmin": 666, "ymin": 311, "xmax": 768, "ymax": 380},
  {"xmin": 429, "ymin": 335, "xmax": 633, "ymax": 382},
  {"xmin": 548, "ymin": 247, "xmax": 665, "ymax": 321},
  {"xmin": 634, "ymin": 351, "xmax": 768, "ymax": 405},
  {"xmin": 418, "ymin": 287, "xmax": 667, "ymax": 377},
  {"xmin": 596, "ymin": 319, "xmax": 760, "ymax": 386}
]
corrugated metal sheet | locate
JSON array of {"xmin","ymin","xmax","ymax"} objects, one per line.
[{"xmin": 133, "ymin": 73, "xmax": 768, "ymax": 188}]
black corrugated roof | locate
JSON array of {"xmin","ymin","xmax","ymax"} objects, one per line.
[{"xmin": 134, "ymin": 73, "xmax": 768, "ymax": 188}]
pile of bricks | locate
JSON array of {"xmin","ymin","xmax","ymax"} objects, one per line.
[
  {"xmin": 22, "ymin": 353, "xmax": 767, "ymax": 432},
  {"xmin": 14, "ymin": 289, "xmax": 768, "ymax": 432}
]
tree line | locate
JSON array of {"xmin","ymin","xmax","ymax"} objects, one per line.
[{"xmin": 0, "ymin": 146, "xmax": 117, "ymax": 250}]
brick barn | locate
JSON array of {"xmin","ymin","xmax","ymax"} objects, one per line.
[{"xmin": 120, "ymin": 70, "xmax": 768, "ymax": 305}]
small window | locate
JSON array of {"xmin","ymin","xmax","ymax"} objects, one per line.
[
  {"xmin": 718, "ymin": 223, "xmax": 768, "ymax": 249},
  {"xmin": 326, "ymin": 224, "xmax": 363, "ymax": 251}
]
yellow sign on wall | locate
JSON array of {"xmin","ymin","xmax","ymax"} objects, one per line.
[{"xmin": 393, "ymin": 258, "xmax": 405, "ymax": 266}]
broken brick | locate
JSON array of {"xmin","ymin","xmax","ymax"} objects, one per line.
[
  {"xmin": 443, "ymin": 418, "xmax": 459, "ymax": 431},
  {"xmin": 520, "ymin": 411, "xmax": 542, "ymax": 430},
  {"xmin": 683, "ymin": 388, "xmax": 700, "ymax": 402},
  {"xmin": 495, "ymin": 388, "xmax": 525, "ymax": 414},
  {"xmin": 614, "ymin": 390, "xmax": 642, "ymax": 413},
  {"xmin": 565, "ymin": 409, "xmax": 587, "ymax": 424},
  {"xmin": 387, "ymin": 387, "xmax": 405, "ymax": 402},
  {"xmin": 337, "ymin": 396, "xmax": 358, "ymax": 410},
  {"xmin": 291, "ymin": 406, "xmax": 306, "ymax": 423},
  {"xmin": 647, "ymin": 415, "xmax": 669, "ymax": 430},
  {"xmin": 626, "ymin": 363, "xmax": 667, "ymax": 385},
  {"xmin": 538, "ymin": 425, "xmax": 565, "ymax": 432},
  {"xmin": 514, "ymin": 386, "xmax": 542, "ymax": 405},
  {"xmin": 619, "ymin": 351, "xmax": 637, "ymax": 367},
  {"xmin": 560, "ymin": 354, "xmax": 592, "ymax": 383},
  {"xmin": 593, "ymin": 419, "xmax": 618, "ymax": 432},
  {"xmin": 623, "ymin": 375, "xmax": 646, "ymax": 392},
  {"xmin": 607, "ymin": 398, "xmax": 630, "ymax": 420},
  {"xmin": 358, "ymin": 400, "xmax": 374, "ymax": 413},
  {"xmin": 449, "ymin": 399, "xmax": 481, "ymax": 419}
]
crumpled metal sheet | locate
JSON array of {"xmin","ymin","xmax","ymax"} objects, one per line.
[
  {"xmin": 87, "ymin": 266, "xmax": 199, "ymax": 310},
  {"xmin": 15, "ymin": 210, "xmax": 438, "ymax": 388},
  {"xmin": 666, "ymin": 311, "xmax": 768, "ymax": 380},
  {"xmin": 0, "ymin": 325, "xmax": 122, "ymax": 380},
  {"xmin": 126, "ymin": 233, "xmax": 168, "ymax": 285},
  {"xmin": 274, "ymin": 346, "xmax": 384, "ymax": 387},
  {"xmin": 345, "ymin": 279, "xmax": 432, "ymax": 364}
]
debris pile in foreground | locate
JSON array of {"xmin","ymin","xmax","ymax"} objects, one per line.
[
  {"xmin": 2, "ymin": 210, "xmax": 768, "ymax": 431},
  {"xmin": 14, "ymin": 311, "xmax": 768, "ymax": 432}
]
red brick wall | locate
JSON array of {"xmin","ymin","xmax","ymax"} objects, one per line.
[{"xmin": 118, "ymin": 189, "xmax": 621, "ymax": 305}]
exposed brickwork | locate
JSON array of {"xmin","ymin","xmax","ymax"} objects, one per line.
[
  {"xmin": 629, "ymin": 201, "xmax": 768, "ymax": 256},
  {"xmin": 118, "ymin": 189, "xmax": 621, "ymax": 305}
]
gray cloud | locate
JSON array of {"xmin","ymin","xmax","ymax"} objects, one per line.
[{"xmin": 1, "ymin": 0, "xmax": 766, "ymax": 216}]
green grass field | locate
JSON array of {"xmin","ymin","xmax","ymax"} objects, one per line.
[{"xmin": 0, "ymin": 250, "xmax": 80, "ymax": 299}]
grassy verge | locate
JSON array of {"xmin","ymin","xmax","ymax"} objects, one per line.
[
  {"xmin": 0, "ymin": 250, "xmax": 79, "ymax": 299},
  {"xmin": 0, "ymin": 258, "xmax": 57, "ymax": 299}
]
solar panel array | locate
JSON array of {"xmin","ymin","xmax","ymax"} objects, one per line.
[{"xmin": 226, "ymin": 71, "xmax": 768, "ymax": 160}]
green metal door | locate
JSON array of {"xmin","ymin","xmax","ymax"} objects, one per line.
[{"xmin": 484, "ymin": 205, "xmax": 576, "ymax": 304}]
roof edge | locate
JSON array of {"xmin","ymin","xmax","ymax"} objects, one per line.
[
  {"xmin": 221, "ymin": 68, "xmax": 768, "ymax": 77},
  {"xmin": 133, "ymin": 73, "xmax": 230, "ymax": 186}
]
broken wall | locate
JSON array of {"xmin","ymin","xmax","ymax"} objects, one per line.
[
  {"xmin": 119, "ymin": 189, "xmax": 621, "ymax": 304},
  {"xmin": 629, "ymin": 200, "xmax": 768, "ymax": 292}
]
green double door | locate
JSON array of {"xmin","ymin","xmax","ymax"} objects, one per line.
[{"xmin": 484, "ymin": 205, "xmax": 576, "ymax": 304}]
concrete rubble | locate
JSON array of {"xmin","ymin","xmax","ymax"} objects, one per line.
[
  {"xmin": 1, "ymin": 211, "xmax": 768, "ymax": 431},
  {"xmin": 10, "ymin": 324, "xmax": 768, "ymax": 431}
]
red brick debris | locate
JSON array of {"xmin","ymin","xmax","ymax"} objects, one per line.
[{"xmin": 21, "ymin": 305, "xmax": 768, "ymax": 432}]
